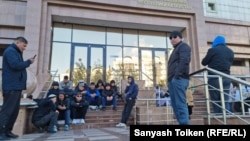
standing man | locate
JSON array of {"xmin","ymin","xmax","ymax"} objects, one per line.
[
  {"xmin": 202, "ymin": 35, "xmax": 234, "ymax": 114},
  {"xmin": 116, "ymin": 76, "xmax": 138, "ymax": 128},
  {"xmin": 167, "ymin": 31, "xmax": 191, "ymax": 125},
  {"xmin": 0, "ymin": 37, "xmax": 35, "ymax": 140}
]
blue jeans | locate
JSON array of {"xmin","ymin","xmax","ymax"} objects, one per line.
[
  {"xmin": 168, "ymin": 78, "xmax": 189, "ymax": 125},
  {"xmin": 208, "ymin": 78, "xmax": 230, "ymax": 114},
  {"xmin": 102, "ymin": 96, "xmax": 117, "ymax": 108},
  {"xmin": 58, "ymin": 109, "xmax": 71, "ymax": 125}
]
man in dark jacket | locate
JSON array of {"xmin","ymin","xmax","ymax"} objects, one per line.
[
  {"xmin": 116, "ymin": 76, "xmax": 138, "ymax": 128},
  {"xmin": 46, "ymin": 81, "xmax": 60, "ymax": 98},
  {"xmin": 167, "ymin": 31, "xmax": 191, "ymax": 125},
  {"xmin": 71, "ymin": 92, "xmax": 89, "ymax": 124},
  {"xmin": 32, "ymin": 94, "xmax": 59, "ymax": 133},
  {"xmin": 101, "ymin": 83, "xmax": 117, "ymax": 111},
  {"xmin": 0, "ymin": 37, "xmax": 35, "ymax": 140},
  {"xmin": 56, "ymin": 91, "xmax": 70, "ymax": 131},
  {"xmin": 202, "ymin": 35, "xmax": 234, "ymax": 114}
]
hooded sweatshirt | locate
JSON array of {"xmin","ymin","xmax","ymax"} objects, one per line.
[
  {"xmin": 124, "ymin": 76, "xmax": 139, "ymax": 100},
  {"xmin": 202, "ymin": 35, "xmax": 234, "ymax": 75}
]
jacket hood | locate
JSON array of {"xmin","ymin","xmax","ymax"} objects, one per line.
[
  {"xmin": 128, "ymin": 76, "xmax": 135, "ymax": 84},
  {"xmin": 212, "ymin": 36, "xmax": 226, "ymax": 48}
]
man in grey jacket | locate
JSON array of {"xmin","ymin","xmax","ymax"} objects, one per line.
[{"xmin": 167, "ymin": 31, "xmax": 191, "ymax": 125}]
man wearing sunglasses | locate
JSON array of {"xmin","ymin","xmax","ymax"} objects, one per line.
[{"xmin": 167, "ymin": 31, "xmax": 191, "ymax": 125}]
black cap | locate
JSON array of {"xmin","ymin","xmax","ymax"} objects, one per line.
[
  {"xmin": 52, "ymin": 81, "xmax": 59, "ymax": 86},
  {"xmin": 170, "ymin": 31, "xmax": 182, "ymax": 39}
]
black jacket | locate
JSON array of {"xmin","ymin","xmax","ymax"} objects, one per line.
[
  {"xmin": 56, "ymin": 98, "xmax": 70, "ymax": 110},
  {"xmin": 102, "ymin": 89, "xmax": 116, "ymax": 97},
  {"xmin": 202, "ymin": 44, "xmax": 234, "ymax": 75},
  {"xmin": 70, "ymin": 96, "xmax": 89, "ymax": 108},
  {"xmin": 167, "ymin": 41, "xmax": 191, "ymax": 82},
  {"xmin": 32, "ymin": 98, "xmax": 56, "ymax": 123}
]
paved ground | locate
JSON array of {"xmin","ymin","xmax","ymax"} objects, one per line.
[{"xmin": 14, "ymin": 127, "xmax": 130, "ymax": 141}]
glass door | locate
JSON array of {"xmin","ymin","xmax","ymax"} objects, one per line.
[
  {"xmin": 139, "ymin": 49, "xmax": 167, "ymax": 88},
  {"xmin": 71, "ymin": 44, "xmax": 104, "ymax": 86}
]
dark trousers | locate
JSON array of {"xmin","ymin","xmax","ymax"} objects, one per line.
[
  {"xmin": 71, "ymin": 107, "xmax": 88, "ymax": 119},
  {"xmin": 208, "ymin": 78, "xmax": 231, "ymax": 114},
  {"xmin": 121, "ymin": 99, "xmax": 135, "ymax": 124},
  {"xmin": 33, "ymin": 112, "xmax": 59, "ymax": 129},
  {"xmin": 58, "ymin": 109, "xmax": 71, "ymax": 125},
  {"xmin": 89, "ymin": 96, "xmax": 101, "ymax": 106},
  {"xmin": 0, "ymin": 90, "xmax": 22, "ymax": 133}
]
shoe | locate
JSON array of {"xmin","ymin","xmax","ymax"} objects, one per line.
[
  {"xmin": 0, "ymin": 133, "xmax": 10, "ymax": 140},
  {"xmin": 80, "ymin": 119, "xmax": 85, "ymax": 124},
  {"xmin": 47, "ymin": 126, "xmax": 57, "ymax": 133},
  {"xmin": 5, "ymin": 131, "xmax": 18, "ymax": 138},
  {"xmin": 95, "ymin": 106, "xmax": 100, "ymax": 111},
  {"xmin": 116, "ymin": 123, "xmax": 126, "ymax": 128},
  {"xmin": 37, "ymin": 127, "xmax": 44, "ymax": 133},
  {"xmin": 101, "ymin": 107, "xmax": 106, "ymax": 111},
  {"xmin": 64, "ymin": 125, "xmax": 69, "ymax": 131},
  {"xmin": 113, "ymin": 107, "xmax": 117, "ymax": 111},
  {"xmin": 72, "ymin": 119, "xmax": 77, "ymax": 124}
]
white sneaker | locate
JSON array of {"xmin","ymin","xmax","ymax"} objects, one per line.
[
  {"xmin": 72, "ymin": 119, "xmax": 77, "ymax": 124},
  {"xmin": 116, "ymin": 123, "xmax": 126, "ymax": 128},
  {"xmin": 80, "ymin": 119, "xmax": 85, "ymax": 124}
]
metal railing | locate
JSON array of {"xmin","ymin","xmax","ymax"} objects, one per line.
[
  {"xmin": 190, "ymin": 67, "xmax": 250, "ymax": 125},
  {"xmin": 40, "ymin": 69, "xmax": 58, "ymax": 98},
  {"xmin": 134, "ymin": 98, "xmax": 177, "ymax": 125}
]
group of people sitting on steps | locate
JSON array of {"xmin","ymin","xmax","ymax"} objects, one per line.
[{"xmin": 31, "ymin": 75, "xmax": 123, "ymax": 133}]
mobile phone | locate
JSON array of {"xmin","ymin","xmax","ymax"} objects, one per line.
[{"xmin": 33, "ymin": 54, "xmax": 37, "ymax": 59}]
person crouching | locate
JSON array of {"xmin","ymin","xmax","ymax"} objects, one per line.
[{"xmin": 32, "ymin": 94, "xmax": 59, "ymax": 133}]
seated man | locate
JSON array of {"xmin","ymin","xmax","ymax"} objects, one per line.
[
  {"xmin": 59, "ymin": 75, "xmax": 74, "ymax": 98},
  {"xmin": 101, "ymin": 83, "xmax": 117, "ymax": 111},
  {"xmin": 110, "ymin": 80, "xmax": 122, "ymax": 100},
  {"xmin": 32, "ymin": 94, "xmax": 59, "ymax": 133},
  {"xmin": 74, "ymin": 83, "xmax": 88, "ymax": 96},
  {"xmin": 56, "ymin": 91, "xmax": 71, "ymax": 131},
  {"xmin": 46, "ymin": 81, "xmax": 60, "ymax": 97},
  {"xmin": 87, "ymin": 82, "xmax": 102, "ymax": 110},
  {"xmin": 71, "ymin": 92, "xmax": 89, "ymax": 124}
]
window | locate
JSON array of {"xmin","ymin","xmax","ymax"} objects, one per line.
[
  {"xmin": 232, "ymin": 59, "xmax": 244, "ymax": 66},
  {"xmin": 0, "ymin": 44, "xmax": 8, "ymax": 56},
  {"xmin": 207, "ymin": 2, "xmax": 216, "ymax": 12}
]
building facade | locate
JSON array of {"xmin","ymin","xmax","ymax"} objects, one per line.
[{"xmin": 0, "ymin": 0, "xmax": 250, "ymax": 96}]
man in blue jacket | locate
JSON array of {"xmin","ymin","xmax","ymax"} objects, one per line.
[
  {"xmin": 0, "ymin": 37, "xmax": 35, "ymax": 140},
  {"xmin": 116, "ymin": 76, "xmax": 138, "ymax": 128},
  {"xmin": 167, "ymin": 31, "xmax": 191, "ymax": 125},
  {"xmin": 202, "ymin": 35, "xmax": 234, "ymax": 114}
]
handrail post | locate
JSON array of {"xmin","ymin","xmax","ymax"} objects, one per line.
[
  {"xmin": 203, "ymin": 70, "xmax": 211, "ymax": 125},
  {"xmin": 218, "ymin": 76, "xmax": 226, "ymax": 124},
  {"xmin": 238, "ymin": 84, "xmax": 246, "ymax": 115},
  {"xmin": 147, "ymin": 99, "xmax": 149, "ymax": 125}
]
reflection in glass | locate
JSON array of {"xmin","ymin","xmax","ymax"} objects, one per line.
[
  {"xmin": 50, "ymin": 43, "xmax": 71, "ymax": 82},
  {"xmin": 123, "ymin": 47, "xmax": 139, "ymax": 80},
  {"xmin": 139, "ymin": 30, "xmax": 166, "ymax": 48},
  {"xmin": 53, "ymin": 23, "xmax": 72, "ymax": 42},
  {"xmin": 106, "ymin": 46, "xmax": 122, "ymax": 83},
  {"xmin": 123, "ymin": 29, "xmax": 138, "ymax": 46},
  {"xmin": 107, "ymin": 28, "xmax": 122, "ymax": 45},
  {"xmin": 73, "ymin": 25, "xmax": 105, "ymax": 44},
  {"xmin": 155, "ymin": 51, "xmax": 166, "ymax": 87},
  {"xmin": 90, "ymin": 47, "xmax": 103, "ymax": 83},
  {"xmin": 73, "ymin": 47, "xmax": 88, "ymax": 86},
  {"xmin": 141, "ymin": 50, "xmax": 153, "ymax": 87}
]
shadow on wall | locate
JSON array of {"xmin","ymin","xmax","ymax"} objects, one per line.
[{"xmin": 0, "ymin": 69, "xmax": 37, "ymax": 100}]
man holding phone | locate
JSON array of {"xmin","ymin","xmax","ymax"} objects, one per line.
[{"xmin": 0, "ymin": 37, "xmax": 35, "ymax": 140}]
